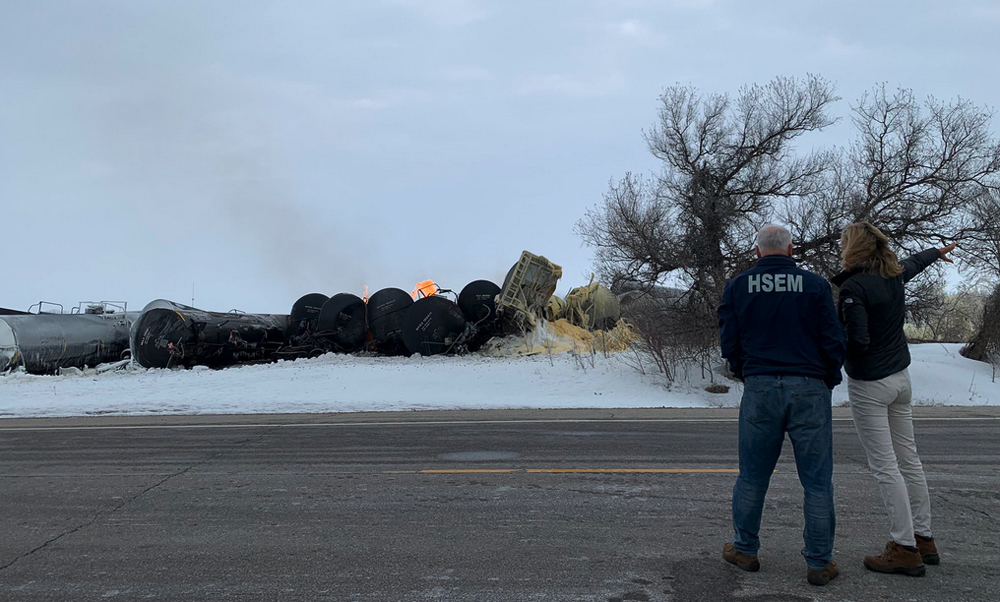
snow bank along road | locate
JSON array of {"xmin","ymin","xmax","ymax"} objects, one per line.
[
  {"xmin": 1, "ymin": 343, "xmax": 997, "ymax": 418},
  {"xmin": 1, "ymin": 407, "xmax": 997, "ymax": 601}
]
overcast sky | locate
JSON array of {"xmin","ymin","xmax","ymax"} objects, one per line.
[{"xmin": 1, "ymin": 1, "xmax": 997, "ymax": 314}]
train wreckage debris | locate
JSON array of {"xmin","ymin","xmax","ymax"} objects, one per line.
[{"xmin": 2, "ymin": 251, "xmax": 636, "ymax": 374}]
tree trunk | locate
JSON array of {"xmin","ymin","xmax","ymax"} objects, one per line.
[{"xmin": 961, "ymin": 283, "xmax": 1000, "ymax": 362}]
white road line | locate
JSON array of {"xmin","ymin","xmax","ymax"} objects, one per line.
[{"xmin": 0, "ymin": 416, "xmax": 998, "ymax": 432}]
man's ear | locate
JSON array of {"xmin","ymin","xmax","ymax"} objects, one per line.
[
  {"xmin": 755, "ymin": 246, "xmax": 762, "ymax": 258},
  {"xmin": 786, "ymin": 244, "xmax": 794, "ymax": 257}
]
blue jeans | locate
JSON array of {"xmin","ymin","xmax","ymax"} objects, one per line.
[{"xmin": 732, "ymin": 375, "xmax": 835, "ymax": 570}]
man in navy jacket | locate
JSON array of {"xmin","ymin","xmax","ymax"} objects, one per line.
[{"xmin": 717, "ymin": 225, "xmax": 846, "ymax": 587}]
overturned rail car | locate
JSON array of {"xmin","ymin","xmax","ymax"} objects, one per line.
[
  {"xmin": 367, "ymin": 288, "xmax": 413, "ymax": 356},
  {"xmin": 1, "ymin": 308, "xmax": 137, "ymax": 374},
  {"xmin": 497, "ymin": 251, "xmax": 562, "ymax": 334},
  {"xmin": 401, "ymin": 295, "xmax": 470, "ymax": 356},
  {"xmin": 315, "ymin": 293, "xmax": 367, "ymax": 353},
  {"xmin": 458, "ymin": 280, "xmax": 501, "ymax": 351},
  {"xmin": 288, "ymin": 293, "xmax": 329, "ymax": 342},
  {"xmin": 131, "ymin": 300, "xmax": 289, "ymax": 369}
]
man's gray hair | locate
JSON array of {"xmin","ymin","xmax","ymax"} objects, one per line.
[{"xmin": 756, "ymin": 225, "xmax": 793, "ymax": 252}]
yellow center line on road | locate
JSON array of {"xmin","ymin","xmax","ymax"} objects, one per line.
[
  {"xmin": 384, "ymin": 468, "xmax": 739, "ymax": 475},
  {"xmin": 417, "ymin": 469, "xmax": 524, "ymax": 474},
  {"xmin": 528, "ymin": 468, "xmax": 738, "ymax": 474}
]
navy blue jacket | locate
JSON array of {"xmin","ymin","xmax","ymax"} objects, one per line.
[{"xmin": 718, "ymin": 255, "xmax": 846, "ymax": 388}]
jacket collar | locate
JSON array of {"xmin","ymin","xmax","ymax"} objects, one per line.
[
  {"xmin": 755, "ymin": 255, "xmax": 796, "ymax": 269},
  {"xmin": 830, "ymin": 262, "xmax": 868, "ymax": 287}
]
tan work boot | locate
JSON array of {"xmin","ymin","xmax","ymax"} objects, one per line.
[
  {"xmin": 723, "ymin": 543, "xmax": 760, "ymax": 572},
  {"xmin": 807, "ymin": 561, "xmax": 840, "ymax": 586},
  {"xmin": 915, "ymin": 534, "xmax": 940, "ymax": 565},
  {"xmin": 863, "ymin": 540, "xmax": 926, "ymax": 576}
]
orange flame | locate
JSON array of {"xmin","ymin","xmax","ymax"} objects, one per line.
[
  {"xmin": 362, "ymin": 285, "xmax": 369, "ymax": 303},
  {"xmin": 411, "ymin": 280, "xmax": 439, "ymax": 300}
]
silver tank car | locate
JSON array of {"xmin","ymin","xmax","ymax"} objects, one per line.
[{"xmin": 0, "ymin": 303, "xmax": 137, "ymax": 374}]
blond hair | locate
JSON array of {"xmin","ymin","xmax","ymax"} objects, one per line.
[{"xmin": 840, "ymin": 222, "xmax": 904, "ymax": 278}]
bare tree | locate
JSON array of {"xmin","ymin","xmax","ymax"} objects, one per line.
[
  {"xmin": 579, "ymin": 173, "xmax": 680, "ymax": 291},
  {"xmin": 619, "ymin": 286, "xmax": 720, "ymax": 382},
  {"xmin": 582, "ymin": 78, "xmax": 1000, "ymax": 376},
  {"xmin": 905, "ymin": 282, "xmax": 988, "ymax": 343},
  {"xmin": 962, "ymin": 285, "xmax": 1000, "ymax": 378},
  {"xmin": 783, "ymin": 85, "xmax": 1000, "ymax": 326},
  {"xmin": 959, "ymin": 189, "xmax": 1000, "ymax": 367},
  {"xmin": 790, "ymin": 85, "xmax": 1000, "ymax": 278},
  {"xmin": 578, "ymin": 75, "xmax": 839, "ymax": 354},
  {"xmin": 961, "ymin": 189, "xmax": 1000, "ymax": 276}
]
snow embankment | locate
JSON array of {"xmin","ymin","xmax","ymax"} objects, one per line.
[{"xmin": 0, "ymin": 344, "xmax": 995, "ymax": 418}]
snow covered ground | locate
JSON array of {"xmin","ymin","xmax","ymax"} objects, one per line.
[{"xmin": 0, "ymin": 344, "xmax": 995, "ymax": 419}]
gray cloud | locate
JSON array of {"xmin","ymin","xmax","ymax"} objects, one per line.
[{"xmin": 1, "ymin": 0, "xmax": 997, "ymax": 313}]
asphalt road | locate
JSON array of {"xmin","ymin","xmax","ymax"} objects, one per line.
[{"xmin": 1, "ymin": 407, "xmax": 998, "ymax": 601}]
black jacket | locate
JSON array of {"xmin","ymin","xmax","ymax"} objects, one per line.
[
  {"xmin": 830, "ymin": 248, "xmax": 940, "ymax": 381},
  {"xmin": 718, "ymin": 255, "xmax": 846, "ymax": 388}
]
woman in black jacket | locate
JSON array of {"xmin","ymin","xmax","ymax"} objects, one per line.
[{"xmin": 832, "ymin": 222, "xmax": 955, "ymax": 577}]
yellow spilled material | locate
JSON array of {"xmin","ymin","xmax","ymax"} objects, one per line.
[
  {"xmin": 485, "ymin": 318, "xmax": 638, "ymax": 356},
  {"xmin": 546, "ymin": 295, "xmax": 566, "ymax": 322}
]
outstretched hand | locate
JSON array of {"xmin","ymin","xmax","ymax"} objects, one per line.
[{"xmin": 939, "ymin": 242, "xmax": 957, "ymax": 263}]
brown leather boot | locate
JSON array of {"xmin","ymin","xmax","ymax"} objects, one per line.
[
  {"xmin": 863, "ymin": 540, "xmax": 926, "ymax": 576},
  {"xmin": 915, "ymin": 534, "xmax": 940, "ymax": 565},
  {"xmin": 807, "ymin": 561, "xmax": 840, "ymax": 586},
  {"xmin": 723, "ymin": 543, "xmax": 760, "ymax": 572}
]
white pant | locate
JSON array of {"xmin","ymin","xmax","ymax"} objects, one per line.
[{"xmin": 848, "ymin": 369, "xmax": 932, "ymax": 547}]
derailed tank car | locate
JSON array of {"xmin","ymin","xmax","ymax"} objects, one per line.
[
  {"xmin": 458, "ymin": 280, "xmax": 501, "ymax": 351},
  {"xmin": 131, "ymin": 300, "xmax": 288, "ymax": 369},
  {"xmin": 367, "ymin": 288, "xmax": 413, "ymax": 355},
  {"xmin": 315, "ymin": 293, "xmax": 367, "ymax": 353},
  {"xmin": 401, "ymin": 296, "xmax": 469, "ymax": 356},
  {"xmin": 564, "ymin": 282, "xmax": 621, "ymax": 331},
  {"xmin": 287, "ymin": 293, "xmax": 329, "ymax": 342},
  {"xmin": 0, "ymin": 303, "xmax": 137, "ymax": 374}
]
